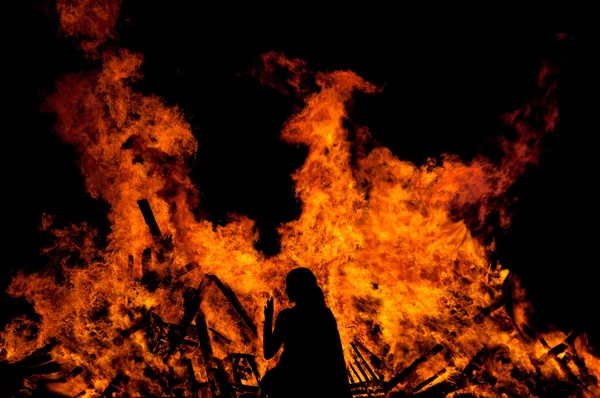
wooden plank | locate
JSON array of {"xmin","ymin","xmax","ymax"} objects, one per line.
[
  {"xmin": 195, "ymin": 310, "xmax": 214, "ymax": 362},
  {"xmin": 141, "ymin": 248, "xmax": 152, "ymax": 274},
  {"xmin": 411, "ymin": 368, "xmax": 447, "ymax": 395},
  {"xmin": 175, "ymin": 261, "xmax": 199, "ymax": 279},
  {"xmin": 182, "ymin": 357, "xmax": 200, "ymax": 397},
  {"xmin": 178, "ymin": 275, "xmax": 211, "ymax": 338},
  {"xmin": 137, "ymin": 199, "xmax": 162, "ymax": 238},
  {"xmin": 350, "ymin": 348, "xmax": 370, "ymax": 382},
  {"xmin": 350, "ymin": 363, "xmax": 363, "ymax": 382},
  {"xmin": 383, "ymin": 344, "xmax": 443, "ymax": 392},
  {"xmin": 195, "ymin": 310, "xmax": 235, "ymax": 398},
  {"xmin": 207, "ymin": 274, "xmax": 258, "ymax": 337},
  {"xmin": 209, "ymin": 327, "xmax": 232, "ymax": 345},
  {"xmin": 353, "ymin": 338, "xmax": 383, "ymax": 370},
  {"xmin": 351, "ymin": 342, "xmax": 378, "ymax": 381}
]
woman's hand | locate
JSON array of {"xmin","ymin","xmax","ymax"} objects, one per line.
[
  {"xmin": 263, "ymin": 296, "xmax": 281, "ymax": 359},
  {"xmin": 264, "ymin": 297, "xmax": 274, "ymax": 321}
]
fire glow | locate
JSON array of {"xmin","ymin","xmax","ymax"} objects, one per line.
[{"xmin": 1, "ymin": 2, "xmax": 599, "ymax": 397}]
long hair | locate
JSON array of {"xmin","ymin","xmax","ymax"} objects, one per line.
[{"xmin": 285, "ymin": 268, "xmax": 325, "ymax": 307}]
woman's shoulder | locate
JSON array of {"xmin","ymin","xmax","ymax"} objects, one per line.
[
  {"xmin": 274, "ymin": 307, "xmax": 295, "ymax": 329},
  {"xmin": 276, "ymin": 307, "xmax": 294, "ymax": 320}
]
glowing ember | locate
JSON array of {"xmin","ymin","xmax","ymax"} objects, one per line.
[{"xmin": 1, "ymin": 2, "xmax": 598, "ymax": 397}]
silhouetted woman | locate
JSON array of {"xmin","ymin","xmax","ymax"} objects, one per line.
[{"xmin": 261, "ymin": 268, "xmax": 352, "ymax": 398}]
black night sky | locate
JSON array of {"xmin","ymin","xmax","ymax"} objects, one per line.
[{"xmin": 5, "ymin": 3, "xmax": 598, "ymax": 352}]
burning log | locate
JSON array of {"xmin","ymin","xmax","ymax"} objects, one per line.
[
  {"xmin": 228, "ymin": 353, "xmax": 261, "ymax": 395},
  {"xmin": 348, "ymin": 370, "xmax": 356, "ymax": 384},
  {"xmin": 182, "ymin": 357, "xmax": 203, "ymax": 397},
  {"xmin": 409, "ymin": 343, "xmax": 577, "ymax": 398},
  {"xmin": 352, "ymin": 353, "xmax": 370, "ymax": 383},
  {"xmin": 409, "ymin": 347, "xmax": 489, "ymax": 398},
  {"xmin": 210, "ymin": 327, "xmax": 233, "ymax": 345},
  {"xmin": 137, "ymin": 199, "xmax": 162, "ymax": 238},
  {"xmin": 0, "ymin": 340, "xmax": 65, "ymax": 396},
  {"xmin": 532, "ymin": 333, "xmax": 598, "ymax": 395},
  {"xmin": 141, "ymin": 248, "xmax": 152, "ymax": 272},
  {"xmin": 173, "ymin": 273, "xmax": 258, "ymax": 344},
  {"xmin": 206, "ymin": 274, "xmax": 258, "ymax": 338},
  {"xmin": 180, "ymin": 277, "xmax": 211, "ymax": 334},
  {"xmin": 538, "ymin": 335, "xmax": 582, "ymax": 386},
  {"xmin": 140, "ymin": 247, "xmax": 161, "ymax": 292},
  {"xmin": 134, "ymin": 272, "xmax": 261, "ymax": 397},
  {"xmin": 351, "ymin": 341, "xmax": 380, "ymax": 381},
  {"xmin": 137, "ymin": 199, "xmax": 173, "ymax": 265},
  {"xmin": 383, "ymin": 344, "xmax": 444, "ymax": 393},
  {"xmin": 411, "ymin": 368, "xmax": 447, "ymax": 395},
  {"xmin": 194, "ymin": 311, "xmax": 213, "ymax": 360},
  {"xmin": 348, "ymin": 343, "xmax": 385, "ymax": 398},
  {"xmin": 353, "ymin": 338, "xmax": 384, "ymax": 371},
  {"xmin": 195, "ymin": 310, "xmax": 235, "ymax": 398},
  {"xmin": 145, "ymin": 312, "xmax": 177, "ymax": 358},
  {"xmin": 162, "ymin": 275, "xmax": 213, "ymax": 359},
  {"xmin": 174, "ymin": 261, "xmax": 200, "ymax": 280},
  {"xmin": 349, "ymin": 363, "xmax": 362, "ymax": 384},
  {"xmin": 140, "ymin": 270, "xmax": 258, "ymax": 387},
  {"xmin": 560, "ymin": 334, "xmax": 599, "ymax": 386}
]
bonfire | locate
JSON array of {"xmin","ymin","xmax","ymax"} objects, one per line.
[{"xmin": 1, "ymin": 2, "xmax": 598, "ymax": 397}]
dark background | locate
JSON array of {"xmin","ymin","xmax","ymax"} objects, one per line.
[{"xmin": 6, "ymin": 2, "xmax": 598, "ymax": 349}]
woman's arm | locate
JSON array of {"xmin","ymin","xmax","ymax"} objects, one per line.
[{"xmin": 263, "ymin": 298, "xmax": 283, "ymax": 359}]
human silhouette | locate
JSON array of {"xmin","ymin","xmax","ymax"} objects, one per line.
[{"xmin": 261, "ymin": 268, "xmax": 352, "ymax": 398}]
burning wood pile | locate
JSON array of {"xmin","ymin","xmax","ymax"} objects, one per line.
[
  {"xmin": 2, "ymin": 200, "xmax": 599, "ymax": 397},
  {"xmin": 1, "ymin": 2, "xmax": 599, "ymax": 397}
]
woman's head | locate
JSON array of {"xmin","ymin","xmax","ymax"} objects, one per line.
[{"xmin": 285, "ymin": 267, "xmax": 324, "ymax": 306}]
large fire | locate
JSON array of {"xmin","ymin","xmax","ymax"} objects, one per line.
[{"xmin": 1, "ymin": 2, "xmax": 598, "ymax": 397}]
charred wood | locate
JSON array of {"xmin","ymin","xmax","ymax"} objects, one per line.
[
  {"xmin": 348, "ymin": 370, "xmax": 356, "ymax": 384},
  {"xmin": 145, "ymin": 312, "xmax": 173, "ymax": 358},
  {"xmin": 207, "ymin": 274, "xmax": 258, "ymax": 337},
  {"xmin": 181, "ymin": 338, "xmax": 200, "ymax": 348},
  {"xmin": 139, "ymin": 247, "xmax": 164, "ymax": 292},
  {"xmin": 0, "ymin": 340, "xmax": 56, "ymax": 371},
  {"xmin": 210, "ymin": 327, "xmax": 233, "ymax": 345},
  {"xmin": 538, "ymin": 335, "xmax": 588, "ymax": 388},
  {"xmin": 353, "ymin": 338, "xmax": 384, "ymax": 371},
  {"xmin": 351, "ymin": 342, "xmax": 379, "ymax": 381},
  {"xmin": 0, "ymin": 340, "xmax": 61, "ymax": 396},
  {"xmin": 182, "ymin": 357, "xmax": 201, "ymax": 397},
  {"xmin": 179, "ymin": 276, "xmax": 211, "ymax": 337},
  {"xmin": 350, "ymin": 348, "xmax": 371, "ymax": 383},
  {"xmin": 137, "ymin": 199, "xmax": 173, "ymax": 264},
  {"xmin": 195, "ymin": 310, "xmax": 214, "ymax": 363},
  {"xmin": 350, "ymin": 363, "xmax": 363, "ymax": 383},
  {"xmin": 165, "ymin": 276, "xmax": 212, "ymax": 358},
  {"xmin": 540, "ymin": 339, "xmax": 579, "ymax": 384},
  {"xmin": 175, "ymin": 261, "xmax": 199, "ymax": 279},
  {"xmin": 196, "ymin": 310, "xmax": 235, "ymax": 398},
  {"xmin": 411, "ymin": 368, "xmax": 447, "ymax": 395},
  {"xmin": 167, "ymin": 273, "xmax": 257, "ymax": 362},
  {"xmin": 137, "ymin": 199, "xmax": 162, "ymax": 238},
  {"xmin": 412, "ymin": 344, "xmax": 535, "ymax": 398},
  {"xmin": 383, "ymin": 344, "xmax": 444, "ymax": 392},
  {"xmin": 228, "ymin": 353, "xmax": 261, "ymax": 395}
]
